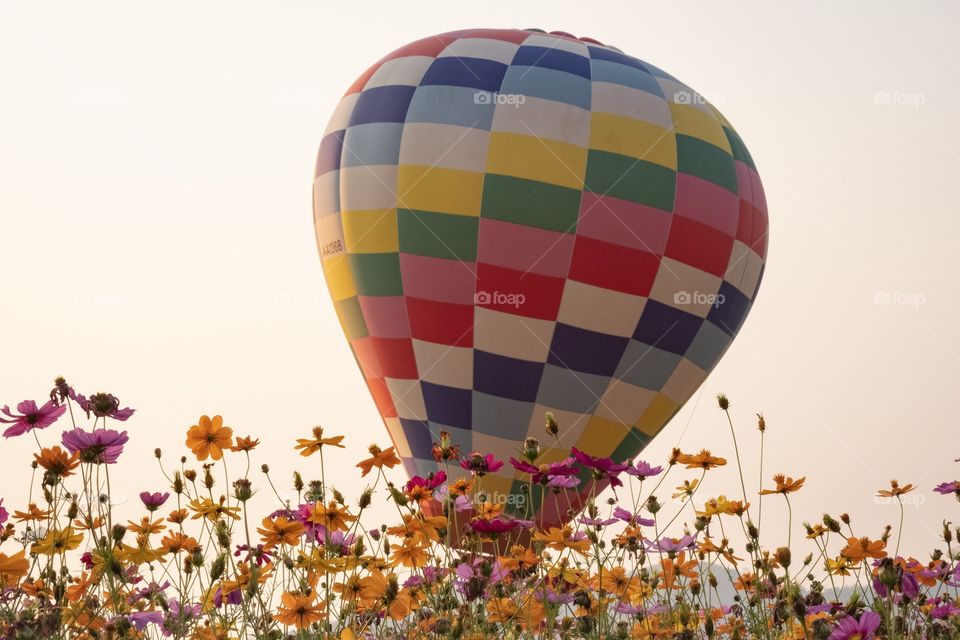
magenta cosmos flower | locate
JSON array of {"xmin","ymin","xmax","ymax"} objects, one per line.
[
  {"xmin": 828, "ymin": 611, "xmax": 881, "ymax": 640},
  {"xmin": 140, "ymin": 491, "xmax": 170, "ymax": 511},
  {"xmin": 460, "ymin": 452, "xmax": 504, "ymax": 476},
  {"xmin": 0, "ymin": 399, "xmax": 67, "ymax": 438},
  {"xmin": 70, "ymin": 389, "xmax": 135, "ymax": 421},
  {"xmin": 571, "ymin": 447, "xmax": 628, "ymax": 488},
  {"xmin": 625, "ymin": 460, "xmax": 664, "ymax": 479},
  {"xmin": 61, "ymin": 428, "xmax": 129, "ymax": 463},
  {"xmin": 510, "ymin": 456, "xmax": 580, "ymax": 487},
  {"xmin": 469, "ymin": 516, "xmax": 521, "ymax": 535},
  {"xmin": 934, "ymin": 481, "xmax": 959, "ymax": 495}
]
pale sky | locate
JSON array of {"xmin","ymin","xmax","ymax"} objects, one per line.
[{"xmin": 1, "ymin": 1, "xmax": 958, "ymax": 559}]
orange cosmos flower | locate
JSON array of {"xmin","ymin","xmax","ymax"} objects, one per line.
[
  {"xmin": 34, "ymin": 446, "xmax": 80, "ymax": 477},
  {"xmin": 533, "ymin": 525, "xmax": 591, "ymax": 555},
  {"xmin": 877, "ymin": 479, "xmax": 916, "ymax": 497},
  {"xmin": 356, "ymin": 444, "xmax": 400, "ymax": 476},
  {"xmin": 274, "ymin": 591, "xmax": 325, "ymax": 630},
  {"xmin": 167, "ymin": 508, "xmax": 189, "ymax": 524},
  {"xmin": 389, "ymin": 538, "xmax": 431, "ymax": 568},
  {"xmin": 160, "ymin": 532, "xmax": 200, "ymax": 554},
  {"xmin": 257, "ymin": 516, "xmax": 305, "ymax": 549},
  {"xmin": 294, "ymin": 426, "xmax": 345, "ymax": 457},
  {"xmin": 305, "ymin": 501, "xmax": 356, "ymax": 532},
  {"xmin": 13, "ymin": 503, "xmax": 50, "ymax": 522},
  {"xmin": 185, "ymin": 415, "xmax": 234, "ymax": 461},
  {"xmin": 676, "ymin": 449, "xmax": 727, "ymax": 470},
  {"xmin": 0, "ymin": 550, "xmax": 29, "ymax": 582},
  {"xmin": 448, "ymin": 477, "xmax": 474, "ymax": 497},
  {"xmin": 231, "ymin": 435, "xmax": 260, "ymax": 452},
  {"xmin": 126, "ymin": 517, "xmax": 165, "ymax": 536},
  {"xmin": 840, "ymin": 536, "xmax": 887, "ymax": 562},
  {"xmin": 760, "ymin": 473, "xmax": 806, "ymax": 495}
]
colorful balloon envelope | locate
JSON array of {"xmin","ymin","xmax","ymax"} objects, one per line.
[{"xmin": 313, "ymin": 28, "xmax": 768, "ymax": 529}]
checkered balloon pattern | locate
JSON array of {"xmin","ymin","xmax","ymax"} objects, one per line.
[{"xmin": 313, "ymin": 28, "xmax": 768, "ymax": 526}]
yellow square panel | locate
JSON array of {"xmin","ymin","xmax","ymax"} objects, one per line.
[
  {"xmin": 486, "ymin": 132, "xmax": 587, "ymax": 190},
  {"xmin": 342, "ymin": 209, "xmax": 398, "ymax": 253},
  {"xmin": 397, "ymin": 165, "xmax": 483, "ymax": 216},
  {"xmin": 669, "ymin": 104, "xmax": 732, "ymax": 153},
  {"xmin": 322, "ymin": 255, "xmax": 356, "ymax": 301},
  {"xmin": 574, "ymin": 415, "xmax": 629, "ymax": 459},
  {"xmin": 635, "ymin": 393, "xmax": 679, "ymax": 437},
  {"xmin": 590, "ymin": 112, "xmax": 677, "ymax": 169}
]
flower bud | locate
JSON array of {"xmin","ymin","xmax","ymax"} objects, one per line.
[
  {"xmin": 646, "ymin": 496, "xmax": 661, "ymax": 514},
  {"xmin": 215, "ymin": 521, "xmax": 231, "ymax": 549},
  {"xmin": 776, "ymin": 547, "xmax": 791, "ymax": 568},
  {"xmin": 358, "ymin": 487, "xmax": 373, "ymax": 510},
  {"xmin": 154, "ymin": 448, "xmax": 162, "ymax": 459},
  {"xmin": 523, "ymin": 437, "xmax": 540, "ymax": 461},
  {"xmin": 261, "ymin": 464, "xmax": 270, "ymax": 474},
  {"xmin": 234, "ymin": 478, "xmax": 253, "ymax": 502},
  {"xmin": 545, "ymin": 412, "xmax": 559, "ymax": 437},
  {"xmin": 747, "ymin": 521, "xmax": 759, "ymax": 540},
  {"xmin": 716, "ymin": 393, "xmax": 730, "ymax": 410},
  {"xmin": 111, "ymin": 524, "xmax": 127, "ymax": 543},
  {"xmin": 756, "ymin": 413, "xmax": 765, "ymax": 432},
  {"xmin": 823, "ymin": 514, "xmax": 841, "ymax": 533},
  {"xmin": 293, "ymin": 471, "xmax": 304, "ymax": 492},
  {"xmin": 184, "ymin": 469, "xmax": 197, "ymax": 482},
  {"xmin": 943, "ymin": 520, "xmax": 953, "ymax": 543},
  {"xmin": 210, "ymin": 553, "xmax": 226, "ymax": 581},
  {"xmin": 173, "ymin": 472, "xmax": 185, "ymax": 495},
  {"xmin": 332, "ymin": 488, "xmax": 345, "ymax": 504},
  {"xmin": 840, "ymin": 513, "xmax": 850, "ymax": 525},
  {"xmin": 203, "ymin": 466, "xmax": 215, "ymax": 489}
]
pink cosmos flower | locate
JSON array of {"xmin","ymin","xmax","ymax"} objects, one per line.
[
  {"xmin": 61, "ymin": 427, "xmax": 129, "ymax": 463},
  {"xmin": 828, "ymin": 611, "xmax": 881, "ymax": 640},
  {"xmin": 460, "ymin": 452, "xmax": 504, "ymax": 476},
  {"xmin": 0, "ymin": 399, "xmax": 67, "ymax": 438},
  {"xmin": 70, "ymin": 389, "xmax": 135, "ymax": 421}
]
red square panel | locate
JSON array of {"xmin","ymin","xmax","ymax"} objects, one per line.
[
  {"xmin": 476, "ymin": 263, "xmax": 565, "ymax": 321},
  {"xmin": 406, "ymin": 297, "xmax": 474, "ymax": 347},
  {"xmin": 568, "ymin": 236, "xmax": 660, "ymax": 296},
  {"xmin": 366, "ymin": 378, "xmax": 397, "ymax": 418},
  {"xmin": 370, "ymin": 337, "xmax": 419, "ymax": 379},
  {"xmin": 664, "ymin": 216, "xmax": 735, "ymax": 278}
]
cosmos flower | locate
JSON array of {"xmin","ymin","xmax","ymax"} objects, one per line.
[
  {"xmin": 625, "ymin": 460, "xmax": 663, "ymax": 479},
  {"xmin": 675, "ymin": 449, "xmax": 727, "ymax": 470},
  {"xmin": 356, "ymin": 444, "xmax": 401, "ymax": 476},
  {"xmin": 460, "ymin": 452, "xmax": 504, "ymax": 476},
  {"xmin": 469, "ymin": 516, "xmax": 520, "ymax": 535},
  {"xmin": 647, "ymin": 535, "xmax": 697, "ymax": 553},
  {"xmin": 139, "ymin": 491, "xmax": 170, "ymax": 511},
  {"xmin": 760, "ymin": 473, "xmax": 806, "ymax": 495},
  {"xmin": 185, "ymin": 415, "xmax": 233, "ymax": 461},
  {"xmin": 61, "ymin": 428, "xmax": 129, "ymax": 463},
  {"xmin": 613, "ymin": 506, "xmax": 655, "ymax": 526},
  {"xmin": 0, "ymin": 399, "xmax": 66, "ymax": 438},
  {"xmin": 69, "ymin": 389, "xmax": 134, "ymax": 421},
  {"xmin": 294, "ymin": 425, "xmax": 344, "ymax": 456},
  {"xmin": 571, "ymin": 447, "xmax": 628, "ymax": 487},
  {"xmin": 933, "ymin": 481, "xmax": 959, "ymax": 495},
  {"xmin": 510, "ymin": 456, "xmax": 579, "ymax": 486},
  {"xmin": 828, "ymin": 611, "xmax": 881, "ymax": 640}
]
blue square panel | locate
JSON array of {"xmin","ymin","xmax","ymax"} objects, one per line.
[
  {"xmin": 399, "ymin": 418, "xmax": 434, "ymax": 460},
  {"xmin": 632, "ymin": 300, "xmax": 704, "ymax": 355},
  {"xmin": 707, "ymin": 281, "xmax": 751, "ymax": 336},
  {"xmin": 548, "ymin": 323, "xmax": 629, "ymax": 377},
  {"xmin": 348, "ymin": 85, "xmax": 416, "ymax": 126},
  {"xmin": 473, "ymin": 350, "xmax": 544, "ymax": 402},
  {"xmin": 421, "ymin": 382, "xmax": 473, "ymax": 429}
]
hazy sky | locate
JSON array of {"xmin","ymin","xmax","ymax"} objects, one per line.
[{"xmin": 2, "ymin": 1, "xmax": 958, "ymax": 558}]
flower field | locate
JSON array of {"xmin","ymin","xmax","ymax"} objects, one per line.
[{"xmin": 1, "ymin": 377, "xmax": 958, "ymax": 639}]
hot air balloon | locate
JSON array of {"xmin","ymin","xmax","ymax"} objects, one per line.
[{"xmin": 313, "ymin": 28, "xmax": 767, "ymax": 534}]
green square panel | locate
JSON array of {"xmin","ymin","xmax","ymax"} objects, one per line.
[
  {"xmin": 609, "ymin": 428, "xmax": 652, "ymax": 465},
  {"xmin": 398, "ymin": 208, "xmax": 478, "ymax": 261},
  {"xmin": 584, "ymin": 150, "xmax": 676, "ymax": 212},
  {"xmin": 348, "ymin": 253, "xmax": 403, "ymax": 296},
  {"xmin": 335, "ymin": 296, "xmax": 368, "ymax": 339},
  {"xmin": 676, "ymin": 134, "xmax": 739, "ymax": 194},
  {"xmin": 480, "ymin": 174, "xmax": 582, "ymax": 233},
  {"xmin": 722, "ymin": 127, "xmax": 756, "ymax": 170}
]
